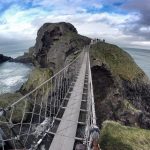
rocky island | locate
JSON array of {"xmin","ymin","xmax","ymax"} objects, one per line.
[
  {"xmin": 0, "ymin": 22, "xmax": 150, "ymax": 150},
  {"xmin": 0, "ymin": 54, "xmax": 12, "ymax": 63},
  {"xmin": 15, "ymin": 22, "xmax": 90, "ymax": 71}
]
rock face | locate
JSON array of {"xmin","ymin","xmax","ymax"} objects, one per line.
[
  {"xmin": 122, "ymin": 79, "xmax": 150, "ymax": 129},
  {"xmin": 21, "ymin": 22, "xmax": 90, "ymax": 72},
  {"xmin": 90, "ymin": 42, "xmax": 150, "ymax": 129},
  {"xmin": 0, "ymin": 54, "xmax": 12, "ymax": 63}
]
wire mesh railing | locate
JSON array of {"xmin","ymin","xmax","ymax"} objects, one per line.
[{"xmin": 0, "ymin": 50, "xmax": 84, "ymax": 150}]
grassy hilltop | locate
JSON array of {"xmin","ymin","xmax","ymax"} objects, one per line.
[
  {"xmin": 90, "ymin": 42, "xmax": 144, "ymax": 81},
  {"xmin": 90, "ymin": 41, "xmax": 150, "ymax": 150}
]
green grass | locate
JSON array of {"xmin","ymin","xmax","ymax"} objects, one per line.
[
  {"xmin": 21, "ymin": 67, "xmax": 53, "ymax": 93},
  {"xmin": 100, "ymin": 121, "xmax": 150, "ymax": 150},
  {"xmin": 0, "ymin": 93, "xmax": 31, "ymax": 123},
  {"xmin": 123, "ymin": 100, "xmax": 141, "ymax": 113},
  {"xmin": 90, "ymin": 42, "xmax": 144, "ymax": 81}
]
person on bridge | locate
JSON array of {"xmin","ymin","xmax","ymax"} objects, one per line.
[{"xmin": 89, "ymin": 125, "xmax": 101, "ymax": 150}]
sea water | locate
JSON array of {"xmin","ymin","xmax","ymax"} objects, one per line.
[
  {"xmin": 0, "ymin": 42, "xmax": 33, "ymax": 94},
  {"xmin": 0, "ymin": 62, "xmax": 32, "ymax": 94},
  {"xmin": 123, "ymin": 47, "xmax": 150, "ymax": 78},
  {"xmin": 0, "ymin": 44, "xmax": 150, "ymax": 94}
]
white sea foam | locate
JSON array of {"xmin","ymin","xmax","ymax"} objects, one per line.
[
  {"xmin": 1, "ymin": 76, "xmax": 25, "ymax": 86},
  {"xmin": 1, "ymin": 68, "xmax": 12, "ymax": 73},
  {"xmin": 0, "ymin": 62, "xmax": 32, "ymax": 94}
]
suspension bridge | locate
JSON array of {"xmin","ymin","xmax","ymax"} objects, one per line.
[{"xmin": 0, "ymin": 42, "xmax": 99, "ymax": 150}]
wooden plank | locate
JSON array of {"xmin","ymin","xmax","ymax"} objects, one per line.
[{"xmin": 49, "ymin": 52, "xmax": 87, "ymax": 150}]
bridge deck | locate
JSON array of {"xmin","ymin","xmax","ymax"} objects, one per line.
[{"xmin": 49, "ymin": 52, "xmax": 88, "ymax": 150}]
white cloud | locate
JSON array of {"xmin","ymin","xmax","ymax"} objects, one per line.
[
  {"xmin": 0, "ymin": 2, "xmax": 150, "ymax": 49},
  {"xmin": 0, "ymin": 5, "xmax": 47, "ymax": 43},
  {"xmin": 140, "ymin": 27, "xmax": 150, "ymax": 32}
]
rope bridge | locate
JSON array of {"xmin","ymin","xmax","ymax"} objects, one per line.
[{"xmin": 0, "ymin": 44, "xmax": 99, "ymax": 150}]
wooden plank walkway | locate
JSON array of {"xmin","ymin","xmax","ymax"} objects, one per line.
[{"xmin": 49, "ymin": 52, "xmax": 88, "ymax": 150}]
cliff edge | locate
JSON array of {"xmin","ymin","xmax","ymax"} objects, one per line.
[{"xmin": 90, "ymin": 42, "xmax": 150, "ymax": 129}]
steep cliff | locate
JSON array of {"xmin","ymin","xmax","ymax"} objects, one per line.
[
  {"xmin": 18, "ymin": 22, "xmax": 90, "ymax": 94},
  {"xmin": 90, "ymin": 42, "xmax": 150, "ymax": 129},
  {"xmin": 19, "ymin": 22, "xmax": 90, "ymax": 72}
]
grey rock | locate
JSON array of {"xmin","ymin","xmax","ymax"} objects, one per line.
[
  {"xmin": 0, "ymin": 54, "xmax": 12, "ymax": 63},
  {"xmin": 16, "ymin": 22, "xmax": 90, "ymax": 72},
  {"xmin": 91, "ymin": 63, "xmax": 150, "ymax": 129}
]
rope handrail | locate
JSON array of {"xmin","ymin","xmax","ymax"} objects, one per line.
[
  {"xmin": 85, "ymin": 42, "xmax": 100, "ymax": 150},
  {"xmin": 0, "ymin": 43, "xmax": 99, "ymax": 150},
  {"xmin": 5, "ymin": 50, "xmax": 84, "ymax": 109},
  {"xmin": 88, "ymin": 47, "xmax": 96, "ymax": 125},
  {"xmin": 0, "ymin": 48, "xmax": 84, "ymax": 149}
]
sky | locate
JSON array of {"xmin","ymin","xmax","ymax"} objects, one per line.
[{"xmin": 0, "ymin": 0, "xmax": 150, "ymax": 49}]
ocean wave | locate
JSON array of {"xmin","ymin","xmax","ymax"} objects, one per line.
[
  {"xmin": 1, "ymin": 76, "xmax": 25, "ymax": 86},
  {"xmin": 0, "ymin": 62, "xmax": 32, "ymax": 94}
]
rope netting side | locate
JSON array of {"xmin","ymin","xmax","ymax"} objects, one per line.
[
  {"xmin": 0, "ymin": 50, "xmax": 84, "ymax": 149},
  {"xmin": 84, "ymin": 45, "xmax": 100, "ymax": 150}
]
